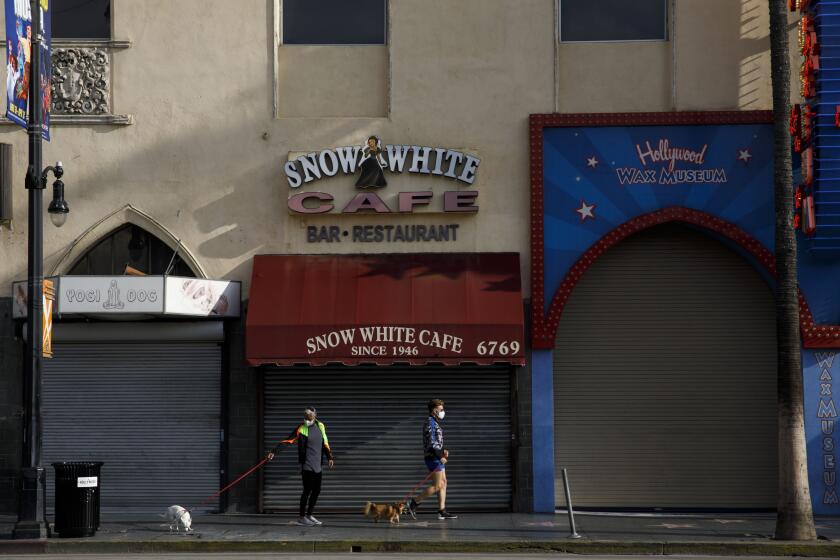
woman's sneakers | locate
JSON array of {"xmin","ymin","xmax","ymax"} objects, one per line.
[
  {"xmin": 307, "ymin": 515, "xmax": 323, "ymax": 525},
  {"xmin": 438, "ymin": 510, "xmax": 458, "ymax": 520},
  {"xmin": 297, "ymin": 516, "xmax": 314, "ymax": 526}
]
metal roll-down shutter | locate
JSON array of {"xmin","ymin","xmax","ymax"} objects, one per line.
[
  {"xmin": 262, "ymin": 367, "xmax": 512, "ymax": 512},
  {"xmin": 553, "ymin": 225, "xmax": 777, "ymax": 509},
  {"xmin": 42, "ymin": 340, "xmax": 222, "ymax": 514}
]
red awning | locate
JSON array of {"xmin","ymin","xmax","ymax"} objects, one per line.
[{"xmin": 245, "ymin": 253, "xmax": 525, "ymax": 366}]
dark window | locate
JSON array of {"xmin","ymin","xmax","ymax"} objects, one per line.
[
  {"xmin": 283, "ymin": 0, "xmax": 386, "ymax": 45},
  {"xmin": 67, "ymin": 224, "xmax": 196, "ymax": 277},
  {"xmin": 560, "ymin": 0, "xmax": 667, "ymax": 42},
  {"xmin": 52, "ymin": 0, "xmax": 111, "ymax": 39}
]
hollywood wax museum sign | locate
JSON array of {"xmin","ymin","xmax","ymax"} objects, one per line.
[
  {"xmin": 617, "ymin": 139, "xmax": 727, "ymax": 186},
  {"xmin": 283, "ymin": 136, "xmax": 481, "ymax": 216}
]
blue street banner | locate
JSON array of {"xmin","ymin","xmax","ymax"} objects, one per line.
[{"xmin": 5, "ymin": 0, "xmax": 51, "ymax": 140}]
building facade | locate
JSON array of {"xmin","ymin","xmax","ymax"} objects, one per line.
[{"xmin": 0, "ymin": 0, "xmax": 832, "ymax": 515}]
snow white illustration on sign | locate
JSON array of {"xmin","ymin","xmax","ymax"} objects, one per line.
[{"xmin": 355, "ymin": 135, "xmax": 388, "ymax": 188}]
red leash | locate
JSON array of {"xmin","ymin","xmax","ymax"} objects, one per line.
[
  {"xmin": 187, "ymin": 455, "xmax": 440, "ymax": 513},
  {"xmin": 400, "ymin": 465, "xmax": 442, "ymax": 505},
  {"xmin": 188, "ymin": 456, "xmax": 270, "ymax": 512}
]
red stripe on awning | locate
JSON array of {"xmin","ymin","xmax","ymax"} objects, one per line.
[{"xmin": 245, "ymin": 253, "xmax": 525, "ymax": 367}]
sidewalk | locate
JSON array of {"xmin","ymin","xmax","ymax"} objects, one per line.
[{"xmin": 2, "ymin": 511, "xmax": 840, "ymax": 555}]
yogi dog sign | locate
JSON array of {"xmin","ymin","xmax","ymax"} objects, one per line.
[{"xmin": 284, "ymin": 135, "xmax": 482, "ymax": 214}]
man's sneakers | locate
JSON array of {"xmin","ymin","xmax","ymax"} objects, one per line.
[
  {"xmin": 297, "ymin": 516, "xmax": 314, "ymax": 526},
  {"xmin": 307, "ymin": 515, "xmax": 323, "ymax": 526},
  {"xmin": 405, "ymin": 498, "xmax": 456, "ymax": 520}
]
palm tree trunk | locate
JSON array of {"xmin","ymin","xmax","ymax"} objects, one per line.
[{"xmin": 768, "ymin": 0, "xmax": 817, "ymax": 541}]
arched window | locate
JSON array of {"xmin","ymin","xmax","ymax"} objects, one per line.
[{"xmin": 67, "ymin": 224, "xmax": 196, "ymax": 277}]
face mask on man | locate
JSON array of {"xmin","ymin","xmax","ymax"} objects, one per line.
[
  {"xmin": 305, "ymin": 419, "xmax": 315, "ymax": 427},
  {"xmin": 437, "ymin": 410, "xmax": 445, "ymax": 420}
]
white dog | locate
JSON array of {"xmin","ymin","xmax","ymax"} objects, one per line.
[{"xmin": 161, "ymin": 505, "xmax": 192, "ymax": 533}]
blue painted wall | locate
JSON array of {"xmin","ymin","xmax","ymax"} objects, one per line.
[
  {"xmin": 531, "ymin": 349, "xmax": 555, "ymax": 512},
  {"xmin": 542, "ymin": 123, "xmax": 775, "ymax": 313},
  {"xmin": 536, "ymin": 119, "xmax": 838, "ymax": 512}
]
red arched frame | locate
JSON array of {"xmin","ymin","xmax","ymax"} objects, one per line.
[{"xmin": 531, "ymin": 206, "xmax": 838, "ymax": 349}]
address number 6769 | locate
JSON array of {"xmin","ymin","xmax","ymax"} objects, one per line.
[{"xmin": 476, "ymin": 340, "xmax": 520, "ymax": 356}]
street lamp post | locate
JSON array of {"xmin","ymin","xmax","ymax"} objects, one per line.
[{"xmin": 12, "ymin": 0, "xmax": 67, "ymax": 540}]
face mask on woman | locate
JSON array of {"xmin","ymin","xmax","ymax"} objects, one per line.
[
  {"xmin": 305, "ymin": 419, "xmax": 315, "ymax": 427},
  {"xmin": 437, "ymin": 410, "xmax": 445, "ymax": 420}
]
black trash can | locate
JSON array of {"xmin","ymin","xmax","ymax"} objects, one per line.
[{"xmin": 52, "ymin": 462, "xmax": 103, "ymax": 538}]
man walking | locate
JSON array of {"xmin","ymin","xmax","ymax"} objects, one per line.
[
  {"xmin": 408, "ymin": 398, "xmax": 457, "ymax": 520},
  {"xmin": 267, "ymin": 406, "xmax": 334, "ymax": 526}
]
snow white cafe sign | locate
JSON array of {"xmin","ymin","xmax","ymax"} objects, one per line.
[{"xmin": 283, "ymin": 136, "xmax": 481, "ymax": 216}]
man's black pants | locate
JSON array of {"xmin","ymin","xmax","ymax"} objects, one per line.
[{"xmin": 300, "ymin": 469, "xmax": 322, "ymax": 517}]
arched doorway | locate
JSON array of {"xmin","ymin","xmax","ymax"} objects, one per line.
[
  {"xmin": 41, "ymin": 223, "xmax": 223, "ymax": 514},
  {"xmin": 67, "ymin": 223, "xmax": 196, "ymax": 276},
  {"xmin": 553, "ymin": 223, "xmax": 777, "ymax": 509}
]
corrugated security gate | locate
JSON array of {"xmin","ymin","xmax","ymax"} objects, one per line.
[
  {"xmin": 42, "ymin": 340, "xmax": 222, "ymax": 514},
  {"xmin": 553, "ymin": 225, "xmax": 777, "ymax": 509},
  {"xmin": 262, "ymin": 368, "xmax": 512, "ymax": 512}
]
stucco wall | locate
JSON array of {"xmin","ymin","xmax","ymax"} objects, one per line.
[
  {"xmin": 0, "ymin": 0, "xmax": 781, "ymax": 301},
  {"xmin": 277, "ymin": 46, "xmax": 389, "ymax": 117},
  {"xmin": 674, "ymin": 0, "xmax": 771, "ymax": 110},
  {"xmin": 0, "ymin": 0, "xmax": 556, "ymax": 301},
  {"xmin": 557, "ymin": 0, "xmax": 774, "ymax": 113}
]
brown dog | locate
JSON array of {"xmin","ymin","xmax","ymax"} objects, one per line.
[{"xmin": 363, "ymin": 501, "xmax": 406, "ymax": 524}]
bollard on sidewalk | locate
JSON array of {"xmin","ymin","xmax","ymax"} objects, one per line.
[{"xmin": 561, "ymin": 467, "xmax": 582, "ymax": 539}]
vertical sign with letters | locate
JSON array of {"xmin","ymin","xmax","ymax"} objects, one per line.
[
  {"xmin": 805, "ymin": 350, "xmax": 840, "ymax": 513},
  {"xmin": 42, "ymin": 277, "xmax": 53, "ymax": 357}
]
